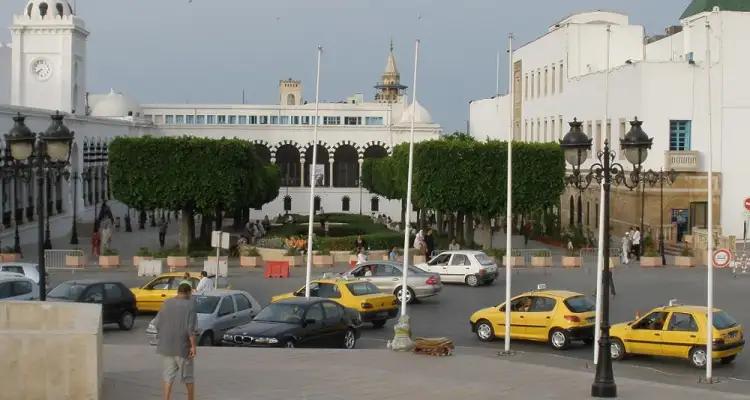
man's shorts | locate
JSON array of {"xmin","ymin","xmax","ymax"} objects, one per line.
[{"xmin": 162, "ymin": 355, "xmax": 194, "ymax": 384}]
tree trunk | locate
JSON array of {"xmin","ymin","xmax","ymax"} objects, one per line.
[
  {"xmin": 400, "ymin": 198, "xmax": 407, "ymax": 230},
  {"xmin": 481, "ymin": 215, "xmax": 492, "ymax": 249},
  {"xmin": 448, "ymin": 212, "xmax": 455, "ymax": 240},
  {"xmin": 232, "ymin": 208, "xmax": 242, "ymax": 230},
  {"xmin": 456, "ymin": 212, "xmax": 465, "ymax": 244},
  {"xmin": 215, "ymin": 206, "xmax": 223, "ymax": 231},
  {"xmin": 464, "ymin": 212, "xmax": 475, "ymax": 247},
  {"xmin": 436, "ymin": 210, "xmax": 444, "ymax": 235},
  {"xmin": 179, "ymin": 206, "xmax": 195, "ymax": 251}
]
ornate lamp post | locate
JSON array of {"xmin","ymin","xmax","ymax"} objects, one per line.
[
  {"xmin": 560, "ymin": 118, "xmax": 652, "ymax": 398},
  {"xmin": 5, "ymin": 111, "xmax": 74, "ymax": 300},
  {"xmin": 5, "ymin": 116, "xmax": 32, "ymax": 254}
]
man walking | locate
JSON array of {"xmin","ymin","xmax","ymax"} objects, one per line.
[
  {"xmin": 159, "ymin": 217, "xmax": 168, "ymax": 249},
  {"xmin": 632, "ymin": 227, "xmax": 642, "ymax": 261},
  {"xmin": 154, "ymin": 283, "xmax": 197, "ymax": 400},
  {"xmin": 195, "ymin": 271, "xmax": 212, "ymax": 294}
]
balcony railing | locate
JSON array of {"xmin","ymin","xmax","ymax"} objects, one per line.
[{"xmin": 665, "ymin": 150, "xmax": 699, "ymax": 172}]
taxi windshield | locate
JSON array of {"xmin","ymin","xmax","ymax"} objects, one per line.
[
  {"xmin": 564, "ymin": 296, "xmax": 595, "ymax": 313},
  {"xmin": 713, "ymin": 311, "xmax": 738, "ymax": 330}
]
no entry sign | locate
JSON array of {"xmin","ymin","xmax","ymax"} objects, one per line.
[
  {"xmin": 745, "ymin": 197, "xmax": 750, "ymax": 211},
  {"xmin": 713, "ymin": 248, "xmax": 732, "ymax": 268}
]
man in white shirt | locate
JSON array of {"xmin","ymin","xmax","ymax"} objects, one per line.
[
  {"xmin": 632, "ymin": 228, "xmax": 641, "ymax": 261},
  {"xmin": 195, "ymin": 271, "xmax": 213, "ymax": 294}
]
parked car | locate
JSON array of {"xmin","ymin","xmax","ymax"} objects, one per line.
[
  {"xmin": 130, "ymin": 272, "xmax": 229, "ymax": 312},
  {"xmin": 222, "ymin": 297, "xmax": 360, "ymax": 349},
  {"xmin": 469, "ymin": 287, "xmax": 595, "ymax": 350},
  {"xmin": 272, "ymin": 278, "xmax": 397, "ymax": 328},
  {"xmin": 48, "ymin": 279, "xmax": 137, "ymax": 330},
  {"xmin": 0, "ymin": 262, "xmax": 39, "ymax": 284},
  {"xmin": 0, "ymin": 272, "xmax": 39, "ymax": 301},
  {"xmin": 147, "ymin": 289, "xmax": 262, "ymax": 346},
  {"xmin": 342, "ymin": 261, "xmax": 442, "ymax": 304},
  {"xmin": 416, "ymin": 250, "xmax": 498, "ymax": 287},
  {"xmin": 610, "ymin": 302, "xmax": 744, "ymax": 368}
]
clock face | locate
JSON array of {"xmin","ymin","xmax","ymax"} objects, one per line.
[{"xmin": 31, "ymin": 59, "xmax": 52, "ymax": 81}]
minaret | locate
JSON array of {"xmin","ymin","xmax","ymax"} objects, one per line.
[{"xmin": 374, "ymin": 41, "xmax": 407, "ymax": 103}]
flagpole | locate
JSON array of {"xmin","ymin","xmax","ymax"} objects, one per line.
[
  {"xmin": 391, "ymin": 39, "xmax": 420, "ymax": 352},
  {"xmin": 594, "ymin": 24, "xmax": 611, "ymax": 365},
  {"xmin": 496, "ymin": 50, "xmax": 501, "ymax": 96},
  {"xmin": 705, "ymin": 17, "xmax": 715, "ymax": 383},
  {"xmin": 503, "ymin": 33, "xmax": 514, "ymax": 354},
  {"xmin": 304, "ymin": 46, "xmax": 323, "ymax": 298}
]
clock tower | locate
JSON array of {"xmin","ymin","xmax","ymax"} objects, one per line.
[{"xmin": 10, "ymin": 1, "xmax": 88, "ymax": 114}]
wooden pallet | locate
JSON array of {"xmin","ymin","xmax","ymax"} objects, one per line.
[{"xmin": 413, "ymin": 337, "xmax": 455, "ymax": 357}]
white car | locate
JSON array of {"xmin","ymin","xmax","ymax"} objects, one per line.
[
  {"xmin": 0, "ymin": 263, "xmax": 40, "ymax": 284},
  {"xmin": 416, "ymin": 250, "xmax": 498, "ymax": 287},
  {"xmin": 0, "ymin": 272, "xmax": 39, "ymax": 301}
]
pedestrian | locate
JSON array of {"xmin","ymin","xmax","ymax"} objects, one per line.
[
  {"xmin": 413, "ymin": 229, "xmax": 425, "ymax": 254},
  {"xmin": 180, "ymin": 272, "xmax": 192, "ymax": 288},
  {"xmin": 153, "ymin": 282, "xmax": 197, "ymax": 400},
  {"xmin": 356, "ymin": 248, "xmax": 367, "ymax": 265},
  {"xmin": 98, "ymin": 200, "xmax": 115, "ymax": 226},
  {"xmin": 263, "ymin": 215, "xmax": 271, "ymax": 233},
  {"xmin": 448, "ymin": 238, "xmax": 460, "ymax": 251},
  {"xmin": 424, "ymin": 228, "xmax": 435, "ymax": 260},
  {"xmin": 621, "ymin": 232, "xmax": 631, "ymax": 264},
  {"xmin": 195, "ymin": 271, "xmax": 212, "ymax": 294},
  {"xmin": 91, "ymin": 224, "xmax": 101, "ymax": 258},
  {"xmin": 389, "ymin": 246, "xmax": 398, "ymax": 261},
  {"xmin": 354, "ymin": 234, "xmax": 367, "ymax": 252},
  {"xmin": 632, "ymin": 227, "xmax": 642, "ymax": 261},
  {"xmin": 627, "ymin": 227, "xmax": 636, "ymax": 258},
  {"xmin": 159, "ymin": 217, "xmax": 168, "ymax": 249}
]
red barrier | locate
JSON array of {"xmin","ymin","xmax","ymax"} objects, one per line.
[
  {"xmin": 264, "ymin": 261, "xmax": 290, "ymax": 278},
  {"xmin": 349, "ymin": 260, "xmax": 357, "ymax": 268}
]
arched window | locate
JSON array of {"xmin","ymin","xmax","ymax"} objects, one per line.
[
  {"xmin": 568, "ymin": 196, "xmax": 574, "ymax": 226},
  {"xmin": 576, "ymin": 196, "xmax": 582, "ymax": 225},
  {"xmin": 333, "ymin": 144, "xmax": 359, "ymax": 187},
  {"xmin": 371, "ymin": 196, "xmax": 380, "ymax": 212},
  {"xmin": 342, "ymin": 196, "xmax": 350, "ymax": 212},
  {"xmin": 286, "ymin": 93, "xmax": 296, "ymax": 105},
  {"xmin": 314, "ymin": 196, "xmax": 321, "ymax": 212},
  {"xmin": 276, "ymin": 144, "xmax": 300, "ymax": 186},
  {"xmin": 304, "ymin": 145, "xmax": 330, "ymax": 187},
  {"xmin": 283, "ymin": 196, "xmax": 292, "ymax": 212}
]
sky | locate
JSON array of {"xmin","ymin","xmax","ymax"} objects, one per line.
[{"xmin": 1, "ymin": 0, "xmax": 692, "ymax": 132}]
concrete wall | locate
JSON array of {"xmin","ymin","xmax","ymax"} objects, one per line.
[
  {"xmin": 0, "ymin": 301, "xmax": 102, "ymax": 400},
  {"xmin": 0, "ymin": 44, "xmax": 10, "ymax": 105}
]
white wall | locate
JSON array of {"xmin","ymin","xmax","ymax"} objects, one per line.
[
  {"xmin": 469, "ymin": 96, "xmax": 509, "ymax": 140},
  {"xmin": 0, "ymin": 44, "xmax": 10, "ymax": 105}
]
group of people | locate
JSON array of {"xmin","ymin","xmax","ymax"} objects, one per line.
[
  {"xmin": 413, "ymin": 228, "xmax": 436, "ymax": 260},
  {"xmin": 91, "ymin": 201, "xmax": 115, "ymax": 257},
  {"xmin": 620, "ymin": 226, "xmax": 642, "ymax": 264},
  {"xmin": 244, "ymin": 216, "xmax": 271, "ymax": 244}
]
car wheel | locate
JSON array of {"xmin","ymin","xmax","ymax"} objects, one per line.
[
  {"xmin": 465, "ymin": 275, "xmax": 479, "ymax": 287},
  {"xmin": 689, "ymin": 347, "xmax": 708, "ymax": 368},
  {"xmin": 395, "ymin": 287, "xmax": 416, "ymax": 304},
  {"xmin": 549, "ymin": 329, "xmax": 570, "ymax": 350},
  {"xmin": 199, "ymin": 331, "xmax": 213, "ymax": 347},
  {"xmin": 118, "ymin": 311, "xmax": 135, "ymax": 331},
  {"xmin": 342, "ymin": 329, "xmax": 357, "ymax": 349},
  {"xmin": 372, "ymin": 319, "xmax": 387, "ymax": 329},
  {"xmin": 720, "ymin": 355, "xmax": 737, "ymax": 365},
  {"xmin": 610, "ymin": 338, "xmax": 626, "ymax": 361},
  {"xmin": 285, "ymin": 339, "xmax": 296, "ymax": 348},
  {"xmin": 475, "ymin": 319, "xmax": 495, "ymax": 342}
]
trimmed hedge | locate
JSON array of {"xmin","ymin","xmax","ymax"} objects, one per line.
[{"xmin": 320, "ymin": 232, "xmax": 413, "ymax": 251}]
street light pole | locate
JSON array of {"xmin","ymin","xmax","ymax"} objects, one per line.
[{"xmin": 70, "ymin": 171, "xmax": 79, "ymax": 244}]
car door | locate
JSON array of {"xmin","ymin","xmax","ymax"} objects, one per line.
[
  {"xmin": 497, "ymin": 296, "xmax": 533, "ymax": 339},
  {"xmin": 214, "ymin": 295, "xmax": 238, "ymax": 336},
  {"xmin": 372, "ymin": 264, "xmax": 400, "ymax": 293},
  {"xmin": 300, "ymin": 303, "xmax": 326, "ymax": 347},
  {"xmin": 447, "ymin": 254, "xmax": 472, "ymax": 282},
  {"xmin": 524, "ymin": 296, "xmax": 557, "ymax": 341},
  {"xmin": 424, "ymin": 253, "xmax": 451, "ymax": 277},
  {"xmin": 139, "ymin": 277, "xmax": 173, "ymax": 311},
  {"xmin": 232, "ymin": 293, "xmax": 256, "ymax": 325},
  {"xmin": 81, "ymin": 284, "xmax": 105, "ymax": 320},
  {"xmin": 626, "ymin": 311, "xmax": 668, "ymax": 355},
  {"xmin": 321, "ymin": 301, "xmax": 347, "ymax": 346},
  {"xmin": 660, "ymin": 312, "xmax": 699, "ymax": 358},
  {"xmin": 103, "ymin": 283, "xmax": 126, "ymax": 324}
]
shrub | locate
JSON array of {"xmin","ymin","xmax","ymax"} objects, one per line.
[
  {"xmin": 320, "ymin": 232, "xmax": 411, "ymax": 251},
  {"xmin": 534, "ymin": 250, "xmax": 550, "ymax": 257},
  {"xmin": 285, "ymin": 247, "xmax": 301, "ymax": 256},
  {"xmin": 102, "ymin": 248, "xmax": 119, "ymax": 256},
  {"xmin": 239, "ymin": 245, "xmax": 260, "ymax": 257},
  {"xmin": 487, "ymin": 248, "xmax": 506, "ymax": 258},
  {"xmin": 2, "ymin": 246, "xmax": 16, "ymax": 253},
  {"xmin": 136, "ymin": 247, "xmax": 152, "ymax": 257}
]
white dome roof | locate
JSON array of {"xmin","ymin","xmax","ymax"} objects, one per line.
[
  {"xmin": 24, "ymin": 1, "xmax": 74, "ymax": 19},
  {"xmin": 399, "ymin": 100, "xmax": 433, "ymax": 124},
  {"xmin": 90, "ymin": 89, "xmax": 142, "ymax": 118}
]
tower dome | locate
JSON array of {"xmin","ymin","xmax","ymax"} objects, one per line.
[
  {"xmin": 24, "ymin": 1, "xmax": 74, "ymax": 19},
  {"xmin": 399, "ymin": 101, "xmax": 433, "ymax": 125}
]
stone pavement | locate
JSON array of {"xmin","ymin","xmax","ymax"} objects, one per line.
[{"xmin": 103, "ymin": 345, "xmax": 749, "ymax": 400}]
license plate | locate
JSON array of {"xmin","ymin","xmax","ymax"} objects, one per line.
[{"xmin": 376, "ymin": 311, "xmax": 388, "ymax": 318}]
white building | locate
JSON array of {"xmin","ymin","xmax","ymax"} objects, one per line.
[
  {"xmin": 0, "ymin": 1, "xmax": 441, "ymax": 247},
  {"xmin": 469, "ymin": 2, "xmax": 750, "ymax": 240}
]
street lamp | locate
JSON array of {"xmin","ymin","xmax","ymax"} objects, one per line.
[
  {"xmin": 5, "ymin": 111, "xmax": 74, "ymax": 301},
  {"xmin": 560, "ymin": 117, "xmax": 652, "ymax": 398}
]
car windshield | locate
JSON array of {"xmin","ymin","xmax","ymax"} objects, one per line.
[
  {"xmin": 48, "ymin": 282, "xmax": 86, "ymax": 300},
  {"xmin": 346, "ymin": 282, "xmax": 381, "ymax": 296},
  {"xmin": 193, "ymin": 296, "xmax": 220, "ymax": 314},
  {"xmin": 475, "ymin": 253, "xmax": 494, "ymax": 266},
  {"xmin": 254, "ymin": 303, "xmax": 305, "ymax": 324},
  {"xmin": 713, "ymin": 311, "xmax": 738, "ymax": 330},
  {"xmin": 564, "ymin": 296, "xmax": 595, "ymax": 313}
]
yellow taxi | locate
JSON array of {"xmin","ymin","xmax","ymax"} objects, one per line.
[
  {"xmin": 130, "ymin": 272, "xmax": 201, "ymax": 312},
  {"xmin": 610, "ymin": 302, "xmax": 744, "ymax": 368},
  {"xmin": 469, "ymin": 286, "xmax": 596, "ymax": 349},
  {"xmin": 272, "ymin": 278, "xmax": 399, "ymax": 328}
]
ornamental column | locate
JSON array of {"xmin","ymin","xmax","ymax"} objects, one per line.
[{"xmin": 329, "ymin": 157, "xmax": 335, "ymax": 188}]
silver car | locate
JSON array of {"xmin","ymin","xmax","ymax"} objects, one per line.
[
  {"xmin": 0, "ymin": 263, "xmax": 40, "ymax": 284},
  {"xmin": 342, "ymin": 261, "xmax": 442, "ymax": 304},
  {"xmin": 147, "ymin": 289, "xmax": 261, "ymax": 346},
  {"xmin": 0, "ymin": 272, "xmax": 39, "ymax": 301}
]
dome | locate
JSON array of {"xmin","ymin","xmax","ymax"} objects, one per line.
[
  {"xmin": 24, "ymin": 1, "xmax": 74, "ymax": 19},
  {"xmin": 399, "ymin": 100, "xmax": 433, "ymax": 124},
  {"xmin": 90, "ymin": 89, "xmax": 142, "ymax": 118}
]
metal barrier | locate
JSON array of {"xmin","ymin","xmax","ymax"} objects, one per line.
[
  {"xmin": 580, "ymin": 247, "xmax": 623, "ymax": 275},
  {"xmin": 507, "ymin": 248, "xmax": 552, "ymax": 266},
  {"xmin": 44, "ymin": 249, "xmax": 86, "ymax": 271}
]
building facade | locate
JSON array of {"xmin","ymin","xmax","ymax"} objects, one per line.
[
  {"xmin": 469, "ymin": 2, "xmax": 750, "ymax": 241},
  {"xmin": 0, "ymin": 1, "xmax": 442, "ymax": 246}
]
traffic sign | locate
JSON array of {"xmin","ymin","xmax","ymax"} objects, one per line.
[
  {"xmin": 744, "ymin": 197, "xmax": 750, "ymax": 211},
  {"xmin": 713, "ymin": 248, "xmax": 732, "ymax": 268}
]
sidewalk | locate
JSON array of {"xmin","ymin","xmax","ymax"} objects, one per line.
[{"xmin": 103, "ymin": 345, "xmax": 749, "ymax": 400}]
